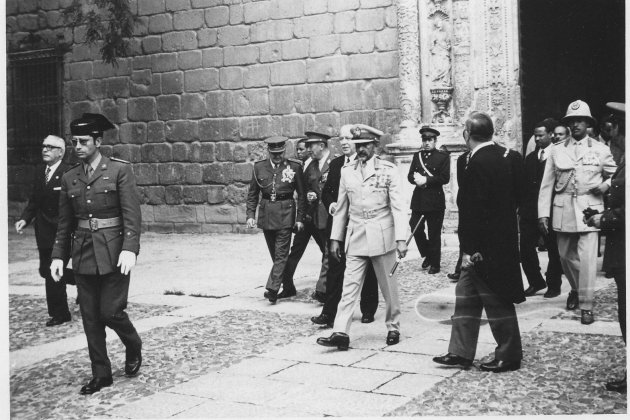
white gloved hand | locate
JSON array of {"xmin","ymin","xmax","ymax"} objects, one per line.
[
  {"xmin": 50, "ymin": 259, "xmax": 64, "ymax": 282},
  {"xmin": 117, "ymin": 250, "xmax": 136, "ymax": 275},
  {"xmin": 15, "ymin": 220, "xmax": 26, "ymax": 234},
  {"xmin": 246, "ymin": 218, "xmax": 256, "ymax": 228}
]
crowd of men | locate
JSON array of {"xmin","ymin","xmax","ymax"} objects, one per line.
[{"xmin": 15, "ymin": 98, "xmax": 625, "ymax": 395}]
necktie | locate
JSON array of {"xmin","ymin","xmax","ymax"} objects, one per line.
[
  {"xmin": 45, "ymin": 166, "xmax": 51, "ymax": 183},
  {"xmin": 345, "ymin": 157, "xmax": 350, "ymax": 164},
  {"xmin": 465, "ymin": 153, "xmax": 470, "ymax": 169},
  {"xmin": 86, "ymin": 165, "xmax": 94, "ymax": 179}
]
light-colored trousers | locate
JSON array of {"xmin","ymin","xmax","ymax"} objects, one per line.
[
  {"xmin": 556, "ymin": 231, "xmax": 598, "ymax": 311},
  {"xmin": 333, "ymin": 250, "xmax": 401, "ymax": 335}
]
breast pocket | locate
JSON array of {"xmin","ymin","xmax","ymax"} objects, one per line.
[
  {"xmin": 68, "ymin": 188, "xmax": 83, "ymax": 212},
  {"xmin": 95, "ymin": 183, "xmax": 118, "ymax": 207}
]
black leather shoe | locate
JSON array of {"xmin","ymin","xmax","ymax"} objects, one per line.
[
  {"xmin": 125, "ymin": 351, "xmax": 142, "ymax": 376},
  {"xmin": 386, "ymin": 330, "xmax": 400, "ymax": 345},
  {"xmin": 432, "ymin": 353, "xmax": 472, "ymax": 368},
  {"xmin": 264, "ymin": 289, "xmax": 278, "ymax": 303},
  {"xmin": 479, "ymin": 359, "xmax": 520, "ymax": 373},
  {"xmin": 543, "ymin": 289, "xmax": 561, "ymax": 298},
  {"xmin": 428, "ymin": 266, "xmax": 441, "ymax": 275},
  {"xmin": 524, "ymin": 286, "xmax": 545, "ymax": 297},
  {"xmin": 447, "ymin": 272, "xmax": 460, "ymax": 282},
  {"xmin": 311, "ymin": 291, "xmax": 326, "ymax": 303},
  {"xmin": 361, "ymin": 314, "xmax": 375, "ymax": 323},
  {"xmin": 316, "ymin": 332, "xmax": 349, "ymax": 350},
  {"xmin": 606, "ymin": 374, "xmax": 627, "ymax": 393},
  {"xmin": 46, "ymin": 315, "xmax": 71, "ymax": 327},
  {"xmin": 80, "ymin": 377, "xmax": 113, "ymax": 395},
  {"xmin": 566, "ymin": 290, "xmax": 579, "ymax": 310},
  {"xmin": 277, "ymin": 288, "xmax": 297, "ymax": 299},
  {"xmin": 421, "ymin": 258, "xmax": 431, "ymax": 269},
  {"xmin": 311, "ymin": 313, "xmax": 333, "ymax": 327},
  {"xmin": 581, "ymin": 309, "xmax": 594, "ymax": 325}
]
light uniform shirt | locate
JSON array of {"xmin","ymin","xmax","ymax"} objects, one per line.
[
  {"xmin": 46, "ymin": 160, "xmax": 62, "ymax": 182},
  {"xmin": 83, "ymin": 153, "xmax": 102, "ymax": 177},
  {"xmin": 317, "ymin": 150, "xmax": 330, "ymax": 171}
]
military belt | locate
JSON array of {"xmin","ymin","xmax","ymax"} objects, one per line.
[
  {"xmin": 352, "ymin": 207, "xmax": 388, "ymax": 219},
  {"xmin": 77, "ymin": 216, "xmax": 122, "ymax": 232},
  {"xmin": 262, "ymin": 193, "xmax": 292, "ymax": 201}
]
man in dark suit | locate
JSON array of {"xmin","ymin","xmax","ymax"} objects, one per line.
[
  {"xmin": 247, "ymin": 136, "xmax": 306, "ymax": 302},
  {"xmin": 279, "ymin": 130, "xmax": 332, "ymax": 301},
  {"xmin": 51, "ymin": 113, "xmax": 143, "ymax": 395},
  {"xmin": 311, "ymin": 125, "xmax": 379, "ymax": 327},
  {"xmin": 16, "ymin": 135, "xmax": 72, "ymax": 326},
  {"xmin": 520, "ymin": 119, "xmax": 563, "ymax": 298},
  {"xmin": 407, "ymin": 126, "xmax": 450, "ymax": 274},
  {"xmin": 433, "ymin": 112, "xmax": 524, "ymax": 373}
]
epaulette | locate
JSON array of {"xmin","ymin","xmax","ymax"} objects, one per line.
[
  {"xmin": 254, "ymin": 158, "xmax": 266, "ymax": 164},
  {"xmin": 110, "ymin": 157, "xmax": 130, "ymax": 164},
  {"xmin": 66, "ymin": 162, "xmax": 81, "ymax": 172},
  {"xmin": 287, "ymin": 158, "xmax": 302, "ymax": 165}
]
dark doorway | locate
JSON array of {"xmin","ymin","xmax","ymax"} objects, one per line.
[{"xmin": 519, "ymin": 0, "xmax": 625, "ymax": 147}]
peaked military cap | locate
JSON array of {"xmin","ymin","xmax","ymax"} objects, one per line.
[
  {"xmin": 419, "ymin": 126, "xmax": 440, "ymax": 137},
  {"xmin": 347, "ymin": 124, "xmax": 384, "ymax": 144},
  {"xmin": 606, "ymin": 102, "xmax": 626, "ymax": 114},
  {"xmin": 265, "ymin": 136, "xmax": 288, "ymax": 152},
  {"xmin": 303, "ymin": 130, "xmax": 332, "ymax": 144},
  {"xmin": 70, "ymin": 113, "xmax": 116, "ymax": 136}
]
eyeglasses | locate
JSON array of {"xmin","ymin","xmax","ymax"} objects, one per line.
[
  {"xmin": 42, "ymin": 145, "xmax": 62, "ymax": 151},
  {"xmin": 71, "ymin": 138, "xmax": 92, "ymax": 147}
]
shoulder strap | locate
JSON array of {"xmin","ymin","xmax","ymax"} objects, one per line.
[{"xmin": 418, "ymin": 152, "xmax": 434, "ymax": 177}]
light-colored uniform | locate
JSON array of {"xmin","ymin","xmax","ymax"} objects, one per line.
[
  {"xmin": 330, "ymin": 155, "xmax": 407, "ymax": 333},
  {"xmin": 538, "ymin": 136, "xmax": 617, "ymax": 310}
]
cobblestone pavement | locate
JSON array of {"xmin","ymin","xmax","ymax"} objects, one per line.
[{"xmin": 10, "ymin": 310, "xmax": 317, "ymax": 420}]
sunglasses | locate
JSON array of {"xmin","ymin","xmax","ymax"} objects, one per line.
[
  {"xmin": 71, "ymin": 138, "xmax": 92, "ymax": 146},
  {"xmin": 42, "ymin": 145, "xmax": 62, "ymax": 151}
]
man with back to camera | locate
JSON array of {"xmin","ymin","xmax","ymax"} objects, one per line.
[
  {"xmin": 50, "ymin": 113, "xmax": 143, "ymax": 394},
  {"xmin": 16, "ymin": 135, "xmax": 73, "ymax": 326}
]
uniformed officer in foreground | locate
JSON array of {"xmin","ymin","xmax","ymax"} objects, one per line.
[
  {"xmin": 317, "ymin": 125, "xmax": 407, "ymax": 350},
  {"xmin": 246, "ymin": 136, "xmax": 306, "ymax": 303},
  {"xmin": 51, "ymin": 113, "xmax": 143, "ymax": 395}
]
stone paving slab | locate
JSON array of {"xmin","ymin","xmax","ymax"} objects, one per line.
[
  {"xmin": 172, "ymin": 400, "xmax": 323, "ymax": 418},
  {"xmin": 107, "ymin": 392, "xmax": 208, "ymax": 419},
  {"xmin": 374, "ymin": 372, "xmax": 446, "ymax": 397},
  {"xmin": 263, "ymin": 341, "xmax": 377, "ymax": 366},
  {"xmin": 353, "ymin": 351, "xmax": 457, "ymax": 377},
  {"xmin": 217, "ymin": 356, "xmax": 298, "ymax": 378}
]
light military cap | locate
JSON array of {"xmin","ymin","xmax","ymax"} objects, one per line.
[{"xmin": 347, "ymin": 124, "xmax": 384, "ymax": 144}]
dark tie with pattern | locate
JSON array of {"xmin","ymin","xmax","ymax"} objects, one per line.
[{"xmin": 45, "ymin": 166, "xmax": 51, "ymax": 184}]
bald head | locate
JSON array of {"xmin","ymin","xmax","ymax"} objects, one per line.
[{"xmin": 465, "ymin": 112, "xmax": 494, "ymax": 142}]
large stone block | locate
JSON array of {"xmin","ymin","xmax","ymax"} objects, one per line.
[
  {"xmin": 233, "ymin": 143, "xmax": 249, "ymax": 163},
  {"xmin": 294, "ymin": 84, "xmax": 333, "ymax": 113},
  {"xmin": 282, "ymin": 39, "xmax": 309, "ymax": 60},
  {"xmin": 199, "ymin": 142, "xmax": 215, "ymax": 162},
  {"xmin": 112, "ymin": 144, "xmax": 142, "ymax": 163},
  {"xmin": 119, "ymin": 122, "xmax": 148, "ymax": 144},
  {"xmin": 177, "ymin": 50, "xmax": 202, "ymax": 70},
  {"xmin": 197, "ymin": 28, "xmax": 218, "ymax": 48},
  {"xmin": 174, "ymin": 223, "xmax": 203, "ymax": 234},
  {"xmin": 69, "ymin": 62, "xmax": 93, "ymax": 80},
  {"xmin": 205, "ymin": 6, "xmax": 230, "ymax": 28},
  {"xmin": 202, "ymin": 162, "xmax": 234, "ymax": 184},
  {"xmin": 141, "ymin": 143, "xmax": 172, "ymax": 163},
  {"xmin": 333, "ymin": 10, "xmax": 355, "ymax": 33},
  {"xmin": 206, "ymin": 185, "xmax": 226, "ymax": 203},
  {"xmin": 132, "ymin": 55, "xmax": 152, "ymax": 70},
  {"xmin": 71, "ymin": 44, "xmax": 92, "ymax": 62},
  {"xmin": 152, "ymin": 53, "xmax": 178, "ymax": 72},
  {"xmin": 233, "ymin": 89, "xmax": 269, "ymax": 116},
  {"xmin": 270, "ymin": 0, "xmax": 303, "ymax": 19},
  {"xmin": 154, "ymin": 204, "xmax": 197, "ymax": 223},
  {"xmin": 185, "ymin": 163, "xmax": 203, "ymax": 183},
  {"xmin": 329, "ymin": 0, "xmax": 359, "ymax": 12},
  {"xmin": 139, "ymin": 0, "xmax": 165, "ymax": 15},
  {"xmin": 226, "ymin": 184, "xmax": 248, "ymax": 205},
  {"xmin": 270, "ymin": 61, "xmax": 306, "ymax": 85},
  {"xmin": 219, "ymin": 67, "xmax": 243, "ymax": 90},
  {"xmin": 17, "ymin": 15, "xmax": 38, "ymax": 31},
  {"xmin": 239, "ymin": 116, "xmax": 281, "ymax": 140},
  {"xmin": 148, "ymin": 121, "xmax": 166, "ymax": 143},
  {"xmin": 165, "ymin": 185, "xmax": 183, "ymax": 204},
  {"xmin": 250, "ymin": 20, "xmax": 293, "ymax": 42},
  {"xmin": 140, "ymin": 204, "xmax": 155, "ymax": 223},
  {"xmin": 198, "ymin": 118, "xmax": 239, "ymax": 141},
  {"xmin": 206, "ymin": 91, "xmax": 233, "ymax": 117},
  {"xmin": 340, "ymin": 31, "xmax": 374, "ymax": 54},
  {"xmin": 148, "ymin": 13, "xmax": 172, "ymax": 33},
  {"xmin": 202, "ymin": 47, "xmax": 223, "ymax": 67},
  {"xmin": 230, "ymin": 4, "xmax": 243, "ymax": 24},
  {"xmin": 243, "ymin": 64, "xmax": 270, "ymax": 88},
  {"xmin": 102, "ymin": 98, "xmax": 127, "ymax": 125},
  {"xmin": 269, "ymin": 86, "xmax": 294, "ymax": 114},
  {"xmin": 140, "ymin": 186, "xmax": 166, "ymax": 204},
  {"xmin": 185, "ymin": 68, "xmax": 219, "ymax": 92},
  {"xmin": 161, "ymin": 71, "xmax": 184, "ymax": 94},
  {"xmin": 374, "ymin": 27, "xmax": 397, "ymax": 51},
  {"xmin": 259, "ymin": 42, "xmax": 282, "ymax": 63},
  {"xmin": 157, "ymin": 95, "xmax": 182, "ymax": 120},
  {"xmin": 306, "ymin": 55, "xmax": 348, "ymax": 82},
  {"xmin": 94, "ymin": 59, "xmax": 131, "ymax": 79},
  {"xmin": 191, "ymin": 0, "xmax": 222, "ymax": 7},
  {"xmin": 131, "ymin": 73, "xmax": 161, "ymax": 97},
  {"xmin": 233, "ymin": 162, "xmax": 253, "ymax": 181},
  {"xmin": 243, "ymin": 1, "xmax": 270, "ymax": 23},
  {"xmin": 306, "ymin": 0, "xmax": 328, "ymax": 15},
  {"xmin": 189, "ymin": 142, "xmax": 202, "ymax": 162},
  {"xmin": 362, "ymin": 78, "xmax": 399, "ymax": 109},
  {"xmin": 281, "ymin": 114, "xmax": 305, "ymax": 137},
  {"xmin": 202, "ymin": 223, "xmax": 233, "ymax": 233},
  {"xmin": 70, "ymin": 101, "xmax": 98, "ymax": 120},
  {"xmin": 355, "ymin": 8, "xmax": 385, "ymax": 31},
  {"xmin": 215, "ymin": 142, "xmax": 234, "ymax": 161},
  {"xmin": 105, "ymin": 77, "xmax": 130, "ymax": 98},
  {"xmin": 165, "ymin": 120, "xmax": 198, "ymax": 142},
  {"xmin": 158, "ymin": 162, "xmax": 186, "ymax": 184},
  {"xmin": 204, "ymin": 204, "xmax": 238, "ymax": 223},
  {"xmin": 304, "ymin": 112, "xmax": 339, "ymax": 133},
  {"xmin": 145, "ymin": 222, "xmax": 174, "ymax": 233},
  {"xmin": 87, "ymin": 80, "xmax": 105, "ymax": 100},
  {"xmin": 173, "ymin": 9, "xmax": 205, "ymax": 30},
  {"xmin": 361, "ymin": 0, "xmax": 392, "ymax": 7},
  {"xmin": 162, "ymin": 30, "xmax": 198, "ymax": 52},
  {"xmin": 385, "ymin": 5, "xmax": 397, "ymax": 27},
  {"xmin": 217, "ymin": 25, "xmax": 249, "ymax": 46},
  {"xmin": 224, "ymin": 45, "xmax": 259, "ymax": 66},
  {"xmin": 348, "ymin": 51, "xmax": 398, "ymax": 79},
  {"xmin": 330, "ymin": 81, "xmax": 364, "ymax": 111},
  {"xmin": 182, "ymin": 185, "xmax": 210, "ymax": 204},
  {"xmin": 67, "ymin": 80, "xmax": 87, "ymax": 101},
  {"xmin": 128, "ymin": 97, "xmax": 156, "ymax": 121},
  {"xmin": 172, "ymin": 142, "xmax": 189, "ymax": 161},
  {"xmin": 182, "ymin": 93, "xmax": 206, "ymax": 119},
  {"xmin": 310, "ymin": 34, "xmax": 339, "ymax": 58},
  {"xmin": 166, "ymin": 0, "xmax": 191, "ymax": 11}
]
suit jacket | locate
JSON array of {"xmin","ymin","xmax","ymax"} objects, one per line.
[
  {"xmin": 51, "ymin": 156, "xmax": 142, "ymax": 275},
  {"xmin": 304, "ymin": 153, "xmax": 333, "ymax": 229},
  {"xmin": 458, "ymin": 143, "xmax": 524, "ymax": 303},
  {"xmin": 538, "ymin": 137, "xmax": 617, "ymax": 232},
  {"xmin": 407, "ymin": 149, "xmax": 450, "ymax": 212},
  {"xmin": 321, "ymin": 154, "xmax": 346, "ymax": 233},
  {"xmin": 601, "ymin": 159, "xmax": 625, "ymax": 272},
  {"xmin": 520, "ymin": 148, "xmax": 548, "ymax": 221},
  {"xmin": 20, "ymin": 162, "xmax": 70, "ymax": 250},
  {"xmin": 246, "ymin": 158, "xmax": 306, "ymax": 230},
  {"xmin": 331, "ymin": 156, "xmax": 407, "ymax": 257}
]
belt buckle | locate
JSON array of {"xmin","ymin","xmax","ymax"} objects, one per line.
[
  {"xmin": 88, "ymin": 218, "xmax": 99, "ymax": 231},
  {"xmin": 270, "ymin": 192, "xmax": 276, "ymax": 202}
]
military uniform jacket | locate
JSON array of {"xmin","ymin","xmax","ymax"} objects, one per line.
[
  {"xmin": 51, "ymin": 156, "xmax": 142, "ymax": 275},
  {"xmin": 246, "ymin": 158, "xmax": 306, "ymax": 230},
  {"xmin": 601, "ymin": 159, "xmax": 625, "ymax": 272},
  {"xmin": 331, "ymin": 156, "xmax": 407, "ymax": 257},
  {"xmin": 20, "ymin": 162, "xmax": 70, "ymax": 250},
  {"xmin": 304, "ymin": 153, "xmax": 333, "ymax": 229},
  {"xmin": 538, "ymin": 137, "xmax": 617, "ymax": 232},
  {"xmin": 407, "ymin": 149, "xmax": 450, "ymax": 212}
]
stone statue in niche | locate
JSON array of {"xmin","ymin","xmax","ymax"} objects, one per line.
[{"xmin": 430, "ymin": 18, "xmax": 452, "ymax": 87}]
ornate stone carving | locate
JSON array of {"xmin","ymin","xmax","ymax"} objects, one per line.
[
  {"xmin": 430, "ymin": 87, "xmax": 453, "ymax": 123},
  {"xmin": 395, "ymin": 0, "xmax": 421, "ymax": 138}
]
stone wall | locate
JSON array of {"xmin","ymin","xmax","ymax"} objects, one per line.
[{"xmin": 6, "ymin": 0, "xmax": 402, "ymax": 233}]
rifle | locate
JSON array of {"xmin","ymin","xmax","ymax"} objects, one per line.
[{"xmin": 389, "ymin": 214, "xmax": 425, "ymax": 276}]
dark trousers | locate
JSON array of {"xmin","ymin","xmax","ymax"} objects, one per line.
[
  {"xmin": 409, "ymin": 210, "xmax": 444, "ymax": 268},
  {"xmin": 519, "ymin": 220, "xmax": 563, "ymax": 291},
  {"xmin": 281, "ymin": 222, "xmax": 327, "ymax": 291},
  {"xmin": 75, "ymin": 271, "xmax": 142, "ymax": 379},
  {"xmin": 448, "ymin": 267, "xmax": 522, "ymax": 362},
  {"xmin": 321, "ymin": 242, "xmax": 379, "ymax": 318},
  {"xmin": 263, "ymin": 228, "xmax": 293, "ymax": 292},
  {"xmin": 38, "ymin": 248, "xmax": 71, "ymax": 319},
  {"xmin": 614, "ymin": 268, "xmax": 626, "ymax": 343}
]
